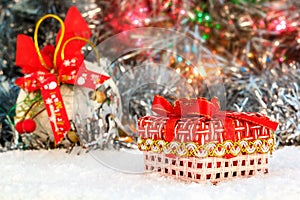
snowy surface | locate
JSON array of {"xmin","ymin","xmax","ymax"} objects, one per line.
[{"xmin": 0, "ymin": 146, "xmax": 300, "ymax": 200}]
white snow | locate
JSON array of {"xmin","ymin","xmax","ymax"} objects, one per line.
[{"xmin": 0, "ymin": 146, "xmax": 300, "ymax": 200}]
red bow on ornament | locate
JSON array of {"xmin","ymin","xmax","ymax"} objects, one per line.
[
  {"xmin": 15, "ymin": 6, "xmax": 110, "ymax": 144},
  {"xmin": 151, "ymin": 95, "xmax": 279, "ymax": 142}
]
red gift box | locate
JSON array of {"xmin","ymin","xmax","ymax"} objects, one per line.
[{"xmin": 137, "ymin": 95, "xmax": 278, "ymax": 183}]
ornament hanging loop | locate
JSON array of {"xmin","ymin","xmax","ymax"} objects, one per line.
[
  {"xmin": 61, "ymin": 36, "xmax": 101, "ymax": 67},
  {"xmin": 34, "ymin": 14, "xmax": 65, "ymax": 70}
]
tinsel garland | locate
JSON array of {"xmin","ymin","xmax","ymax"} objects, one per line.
[
  {"xmin": 0, "ymin": 0, "xmax": 299, "ymax": 149},
  {"xmin": 137, "ymin": 137, "xmax": 275, "ymax": 158},
  {"xmin": 0, "ymin": 78, "xmax": 19, "ymax": 150}
]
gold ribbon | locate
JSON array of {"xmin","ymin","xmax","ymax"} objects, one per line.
[
  {"xmin": 138, "ymin": 135, "xmax": 275, "ymax": 158},
  {"xmin": 34, "ymin": 14, "xmax": 65, "ymax": 70}
]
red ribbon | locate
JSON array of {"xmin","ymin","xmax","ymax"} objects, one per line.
[
  {"xmin": 14, "ymin": 6, "xmax": 110, "ymax": 144},
  {"xmin": 151, "ymin": 95, "xmax": 279, "ymax": 142}
]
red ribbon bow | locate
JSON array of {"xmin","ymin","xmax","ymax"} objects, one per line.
[
  {"xmin": 15, "ymin": 6, "xmax": 110, "ymax": 144},
  {"xmin": 152, "ymin": 95, "xmax": 221, "ymax": 118},
  {"xmin": 151, "ymin": 95, "xmax": 279, "ymax": 142}
]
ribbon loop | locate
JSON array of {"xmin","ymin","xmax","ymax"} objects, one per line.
[
  {"xmin": 34, "ymin": 14, "xmax": 65, "ymax": 70},
  {"xmin": 151, "ymin": 95, "xmax": 221, "ymax": 142},
  {"xmin": 174, "ymin": 97, "xmax": 220, "ymax": 118},
  {"xmin": 152, "ymin": 95, "xmax": 174, "ymax": 117},
  {"xmin": 61, "ymin": 36, "xmax": 100, "ymax": 67},
  {"xmin": 150, "ymin": 95, "xmax": 279, "ymax": 143},
  {"xmin": 152, "ymin": 95, "xmax": 220, "ymax": 118}
]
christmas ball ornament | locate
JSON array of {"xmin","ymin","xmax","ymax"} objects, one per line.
[
  {"xmin": 13, "ymin": 6, "xmax": 110, "ymax": 149},
  {"xmin": 15, "ymin": 119, "xmax": 36, "ymax": 134}
]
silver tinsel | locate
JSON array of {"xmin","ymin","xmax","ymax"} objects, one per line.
[{"xmin": 0, "ymin": 78, "xmax": 19, "ymax": 150}]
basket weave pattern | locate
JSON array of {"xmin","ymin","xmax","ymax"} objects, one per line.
[
  {"xmin": 138, "ymin": 115, "xmax": 272, "ymax": 145},
  {"xmin": 144, "ymin": 151, "xmax": 268, "ymax": 183}
]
